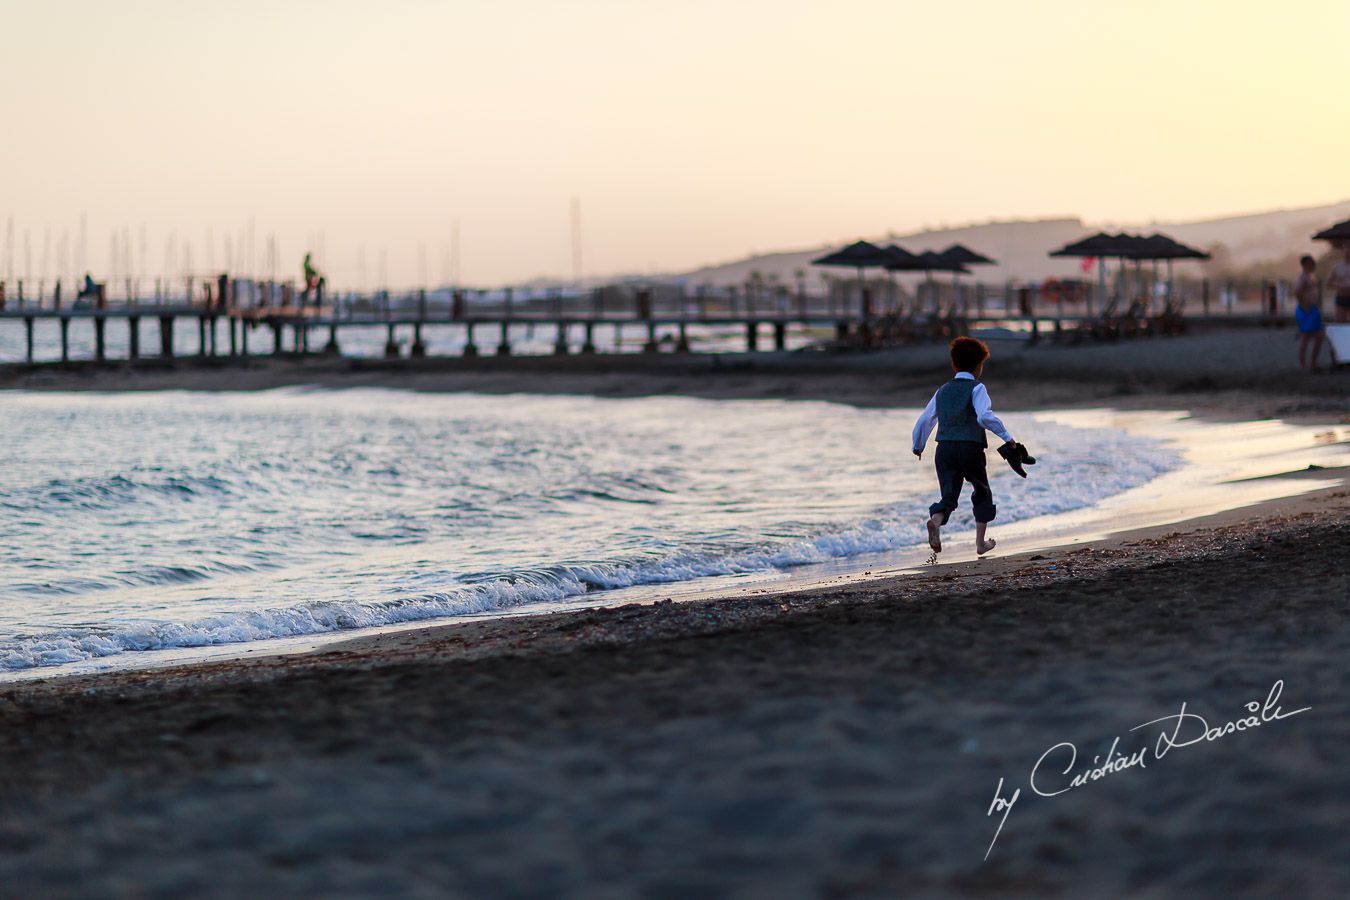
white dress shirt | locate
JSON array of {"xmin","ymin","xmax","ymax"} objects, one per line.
[{"xmin": 911, "ymin": 371, "xmax": 1013, "ymax": 453}]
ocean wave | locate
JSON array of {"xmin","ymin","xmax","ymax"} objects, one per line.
[
  {"xmin": 0, "ymin": 471, "xmax": 235, "ymax": 513},
  {"xmin": 0, "ymin": 442, "xmax": 1180, "ymax": 672}
]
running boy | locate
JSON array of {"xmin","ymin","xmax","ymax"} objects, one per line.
[{"xmin": 911, "ymin": 337, "xmax": 1016, "ymax": 557}]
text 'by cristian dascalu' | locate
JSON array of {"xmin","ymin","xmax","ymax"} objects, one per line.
[{"xmin": 983, "ymin": 680, "xmax": 1310, "ymax": 860}]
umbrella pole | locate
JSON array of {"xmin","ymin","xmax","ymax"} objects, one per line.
[
  {"xmin": 858, "ymin": 266, "xmax": 866, "ymax": 320},
  {"xmin": 1094, "ymin": 257, "xmax": 1104, "ymax": 317},
  {"xmin": 1167, "ymin": 259, "xmax": 1174, "ymax": 307},
  {"xmin": 1151, "ymin": 259, "xmax": 1159, "ymax": 315}
]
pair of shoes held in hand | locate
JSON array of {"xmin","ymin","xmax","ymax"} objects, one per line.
[{"xmin": 997, "ymin": 441, "xmax": 1037, "ymax": 478}]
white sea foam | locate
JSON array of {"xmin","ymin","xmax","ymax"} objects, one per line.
[{"xmin": 0, "ymin": 390, "xmax": 1180, "ymax": 672}]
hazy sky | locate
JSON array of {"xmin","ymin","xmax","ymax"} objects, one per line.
[{"xmin": 2, "ymin": 0, "xmax": 1346, "ymax": 287}]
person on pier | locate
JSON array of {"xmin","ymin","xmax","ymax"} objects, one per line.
[{"xmin": 301, "ymin": 253, "xmax": 324, "ymax": 304}]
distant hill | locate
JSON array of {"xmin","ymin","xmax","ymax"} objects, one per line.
[{"xmin": 671, "ymin": 200, "xmax": 1350, "ymax": 287}]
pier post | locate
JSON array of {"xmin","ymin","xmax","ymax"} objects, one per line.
[
  {"xmin": 129, "ymin": 316, "xmax": 140, "ymax": 360},
  {"xmin": 94, "ymin": 316, "xmax": 106, "ymax": 362},
  {"xmin": 773, "ymin": 321, "xmax": 786, "ymax": 351},
  {"xmin": 581, "ymin": 322, "xmax": 596, "ymax": 354},
  {"xmin": 0, "ymin": 281, "xmax": 5, "ymax": 311},
  {"xmin": 745, "ymin": 321, "xmax": 759, "ymax": 352},
  {"xmin": 385, "ymin": 323, "xmax": 400, "ymax": 358},
  {"xmin": 159, "ymin": 316, "xmax": 175, "ymax": 358},
  {"xmin": 497, "ymin": 321, "xmax": 511, "ymax": 356},
  {"xmin": 229, "ymin": 317, "xmax": 238, "ymax": 356},
  {"xmin": 241, "ymin": 320, "xmax": 250, "ymax": 355},
  {"xmin": 297, "ymin": 322, "xmax": 307, "ymax": 353},
  {"xmin": 325, "ymin": 323, "xmax": 339, "ymax": 355},
  {"xmin": 463, "ymin": 322, "xmax": 479, "ymax": 357},
  {"xmin": 412, "ymin": 322, "xmax": 426, "ymax": 357},
  {"xmin": 198, "ymin": 317, "xmax": 208, "ymax": 356},
  {"xmin": 209, "ymin": 317, "xmax": 219, "ymax": 356},
  {"xmin": 553, "ymin": 321, "xmax": 568, "ymax": 355},
  {"xmin": 24, "ymin": 317, "xmax": 34, "ymax": 363},
  {"xmin": 59, "ymin": 317, "xmax": 70, "ymax": 362},
  {"xmin": 271, "ymin": 321, "xmax": 283, "ymax": 355},
  {"xmin": 676, "ymin": 322, "xmax": 690, "ymax": 353},
  {"xmin": 644, "ymin": 320, "xmax": 658, "ymax": 353}
]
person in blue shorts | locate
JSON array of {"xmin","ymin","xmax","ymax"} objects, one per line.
[{"xmin": 1293, "ymin": 255, "xmax": 1325, "ymax": 372}]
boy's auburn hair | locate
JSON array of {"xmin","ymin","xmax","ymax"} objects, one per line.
[{"xmin": 949, "ymin": 336, "xmax": 990, "ymax": 373}]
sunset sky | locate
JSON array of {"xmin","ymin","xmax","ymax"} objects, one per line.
[{"xmin": 2, "ymin": 0, "xmax": 1346, "ymax": 287}]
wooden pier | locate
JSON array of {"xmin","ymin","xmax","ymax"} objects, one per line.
[{"xmin": 0, "ymin": 277, "xmax": 1294, "ymax": 367}]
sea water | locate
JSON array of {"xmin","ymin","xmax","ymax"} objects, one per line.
[{"xmin": 0, "ymin": 389, "xmax": 1178, "ymax": 672}]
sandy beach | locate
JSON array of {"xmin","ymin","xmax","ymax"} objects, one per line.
[{"xmin": 1, "ymin": 328, "xmax": 1347, "ymax": 897}]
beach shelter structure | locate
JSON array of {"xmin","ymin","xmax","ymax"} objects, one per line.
[
  {"xmin": 877, "ymin": 244, "xmax": 925, "ymax": 312},
  {"xmin": 1049, "ymin": 232, "xmax": 1207, "ymax": 313},
  {"xmin": 1048, "ymin": 233, "xmax": 1131, "ymax": 314},
  {"xmin": 935, "ymin": 245, "xmax": 995, "ymax": 313},
  {"xmin": 895, "ymin": 250, "xmax": 970, "ymax": 314},
  {"xmin": 811, "ymin": 240, "xmax": 897, "ymax": 316},
  {"xmin": 1312, "ymin": 219, "xmax": 1350, "ymax": 243},
  {"xmin": 879, "ymin": 243, "xmax": 924, "ymax": 270},
  {"xmin": 935, "ymin": 244, "xmax": 996, "ymax": 268},
  {"xmin": 1133, "ymin": 234, "xmax": 1210, "ymax": 307}
]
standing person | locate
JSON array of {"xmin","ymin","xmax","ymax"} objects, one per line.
[
  {"xmin": 302, "ymin": 253, "xmax": 319, "ymax": 302},
  {"xmin": 911, "ymin": 337, "xmax": 1033, "ymax": 557},
  {"xmin": 1293, "ymin": 255, "xmax": 1325, "ymax": 371},
  {"xmin": 1328, "ymin": 242, "xmax": 1350, "ymax": 323}
]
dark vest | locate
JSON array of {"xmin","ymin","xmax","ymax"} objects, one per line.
[{"xmin": 935, "ymin": 378, "xmax": 986, "ymax": 446}]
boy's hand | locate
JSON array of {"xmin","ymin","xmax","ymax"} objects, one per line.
[{"xmin": 913, "ymin": 449, "xmax": 922, "ymax": 458}]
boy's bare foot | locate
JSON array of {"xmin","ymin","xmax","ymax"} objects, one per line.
[
  {"xmin": 977, "ymin": 537, "xmax": 996, "ymax": 556},
  {"xmin": 927, "ymin": 519, "xmax": 942, "ymax": 553}
]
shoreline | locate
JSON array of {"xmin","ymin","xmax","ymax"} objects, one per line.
[
  {"xmin": 5, "ymin": 469, "xmax": 1344, "ymax": 695},
  {"xmin": 2, "ymin": 402, "xmax": 1344, "ymax": 685}
]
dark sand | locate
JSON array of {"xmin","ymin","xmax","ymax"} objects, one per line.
[{"xmin": 1, "ymin": 330, "xmax": 1347, "ymax": 897}]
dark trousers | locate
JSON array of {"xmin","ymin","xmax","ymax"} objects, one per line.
[{"xmin": 929, "ymin": 441, "xmax": 996, "ymax": 525}]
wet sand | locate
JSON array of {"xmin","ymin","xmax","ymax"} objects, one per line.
[{"xmin": 1, "ymin": 331, "xmax": 1348, "ymax": 897}]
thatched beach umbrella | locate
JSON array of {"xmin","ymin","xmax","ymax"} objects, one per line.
[
  {"xmin": 1129, "ymin": 234, "xmax": 1209, "ymax": 307},
  {"xmin": 1312, "ymin": 219, "xmax": 1350, "ymax": 243},
  {"xmin": 1050, "ymin": 232, "xmax": 1200, "ymax": 313},
  {"xmin": 811, "ymin": 240, "xmax": 897, "ymax": 316},
  {"xmin": 934, "ymin": 245, "xmax": 995, "ymax": 312},
  {"xmin": 878, "ymin": 244, "xmax": 924, "ymax": 312},
  {"xmin": 902, "ymin": 251, "xmax": 969, "ymax": 313},
  {"xmin": 936, "ymin": 244, "xmax": 996, "ymax": 268}
]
